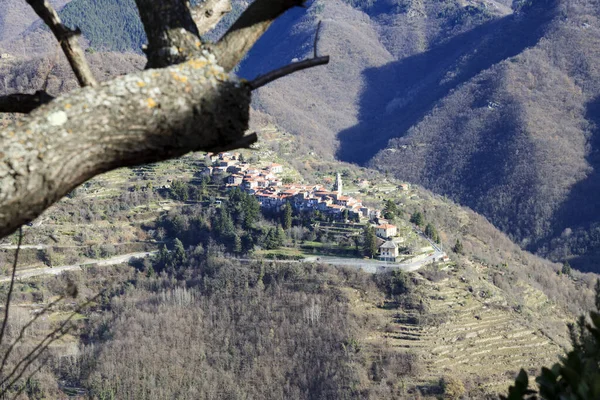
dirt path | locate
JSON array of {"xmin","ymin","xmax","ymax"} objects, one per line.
[{"xmin": 0, "ymin": 251, "xmax": 156, "ymax": 282}]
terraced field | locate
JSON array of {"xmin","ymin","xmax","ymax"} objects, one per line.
[{"xmin": 351, "ymin": 266, "xmax": 569, "ymax": 396}]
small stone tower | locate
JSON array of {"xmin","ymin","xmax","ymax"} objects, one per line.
[{"xmin": 334, "ymin": 173, "xmax": 343, "ymax": 196}]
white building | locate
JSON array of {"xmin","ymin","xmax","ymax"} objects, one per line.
[
  {"xmin": 379, "ymin": 241, "xmax": 398, "ymax": 262},
  {"xmin": 376, "ymin": 224, "xmax": 397, "ymax": 239}
]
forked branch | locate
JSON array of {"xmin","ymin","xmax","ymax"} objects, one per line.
[
  {"xmin": 134, "ymin": 0, "xmax": 203, "ymax": 68},
  {"xmin": 25, "ymin": 0, "xmax": 97, "ymax": 87},
  {"xmin": 191, "ymin": 0, "xmax": 233, "ymax": 35},
  {"xmin": 213, "ymin": 0, "xmax": 307, "ymax": 71},
  {"xmin": 0, "ymin": 0, "xmax": 331, "ymax": 239}
]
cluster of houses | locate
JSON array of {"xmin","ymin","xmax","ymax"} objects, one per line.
[
  {"xmin": 204, "ymin": 152, "xmax": 406, "ymax": 262},
  {"xmin": 202, "ymin": 153, "xmax": 382, "ymax": 221}
]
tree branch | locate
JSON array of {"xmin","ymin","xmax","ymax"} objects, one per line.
[
  {"xmin": 135, "ymin": 0, "xmax": 204, "ymax": 68},
  {"xmin": 0, "ymin": 290, "xmax": 103, "ymax": 394},
  {"xmin": 314, "ymin": 20, "xmax": 322, "ymax": 59},
  {"xmin": 0, "ymin": 296, "xmax": 64, "ymax": 377},
  {"xmin": 0, "ymin": 91, "xmax": 54, "ymax": 114},
  {"xmin": 191, "ymin": 0, "xmax": 233, "ymax": 36},
  {"xmin": 212, "ymin": 0, "xmax": 307, "ymax": 72},
  {"xmin": 248, "ymin": 56, "xmax": 330, "ymax": 90},
  {"xmin": 0, "ymin": 0, "xmax": 329, "ymax": 240},
  {"xmin": 0, "ymin": 55, "xmax": 251, "ymax": 239},
  {"xmin": 25, "ymin": 0, "xmax": 97, "ymax": 87},
  {"xmin": 248, "ymin": 21, "xmax": 329, "ymax": 90}
]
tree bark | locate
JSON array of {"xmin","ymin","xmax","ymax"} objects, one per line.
[
  {"xmin": 0, "ymin": 55, "xmax": 250, "ymax": 238},
  {"xmin": 135, "ymin": 0, "xmax": 204, "ymax": 68}
]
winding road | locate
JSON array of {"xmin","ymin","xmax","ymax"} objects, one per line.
[
  {"xmin": 0, "ymin": 229, "xmax": 446, "ymax": 283},
  {"xmin": 231, "ymin": 249, "xmax": 445, "ymax": 274}
]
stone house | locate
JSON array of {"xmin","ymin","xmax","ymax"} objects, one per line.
[
  {"xmin": 376, "ymin": 224, "xmax": 397, "ymax": 239},
  {"xmin": 379, "ymin": 241, "xmax": 398, "ymax": 262},
  {"xmin": 227, "ymin": 174, "xmax": 243, "ymax": 185},
  {"xmin": 267, "ymin": 163, "xmax": 283, "ymax": 174}
]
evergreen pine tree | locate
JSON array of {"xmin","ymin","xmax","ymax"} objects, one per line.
[
  {"xmin": 233, "ymin": 234, "xmax": 242, "ymax": 254},
  {"xmin": 282, "ymin": 202, "xmax": 293, "ymax": 230},
  {"xmin": 200, "ymin": 177, "xmax": 208, "ymax": 198},
  {"xmin": 561, "ymin": 261, "xmax": 573, "ymax": 277},
  {"xmin": 363, "ymin": 225, "xmax": 378, "ymax": 258},
  {"xmin": 453, "ymin": 239, "xmax": 464, "ymax": 254},
  {"xmin": 265, "ymin": 229, "xmax": 277, "ymax": 250},
  {"xmin": 383, "ymin": 199, "xmax": 399, "ymax": 220},
  {"xmin": 172, "ymin": 238, "xmax": 187, "ymax": 266},
  {"xmin": 275, "ymin": 225, "xmax": 286, "ymax": 247},
  {"xmin": 410, "ymin": 211, "xmax": 424, "ymax": 227},
  {"xmin": 425, "ymin": 223, "xmax": 436, "ymax": 240}
]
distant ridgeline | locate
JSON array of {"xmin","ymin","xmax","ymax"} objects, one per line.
[{"xmin": 57, "ymin": 0, "xmax": 246, "ymax": 53}]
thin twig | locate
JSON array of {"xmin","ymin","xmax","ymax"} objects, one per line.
[
  {"xmin": 25, "ymin": 0, "xmax": 97, "ymax": 87},
  {"xmin": 314, "ymin": 21, "xmax": 322, "ymax": 59},
  {"xmin": 248, "ymin": 56, "xmax": 330, "ymax": 90},
  {"xmin": 1, "ymin": 326, "xmax": 72, "ymax": 398},
  {"xmin": 248, "ymin": 20, "xmax": 329, "ymax": 90},
  {"xmin": 9, "ymin": 358, "xmax": 46, "ymax": 400},
  {"xmin": 0, "ymin": 229, "xmax": 23, "ymax": 351},
  {"xmin": 0, "ymin": 296, "xmax": 64, "ymax": 377},
  {"xmin": 0, "ymin": 291, "xmax": 103, "ymax": 393}
]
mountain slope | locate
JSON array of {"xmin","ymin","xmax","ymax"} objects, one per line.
[
  {"xmin": 238, "ymin": 0, "xmax": 600, "ymax": 271},
  {"xmin": 0, "ymin": 0, "xmax": 71, "ymax": 43},
  {"xmin": 367, "ymin": 0, "xmax": 600, "ymax": 270}
]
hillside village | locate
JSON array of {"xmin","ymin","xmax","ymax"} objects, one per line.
[{"xmin": 201, "ymin": 151, "xmax": 423, "ymax": 262}]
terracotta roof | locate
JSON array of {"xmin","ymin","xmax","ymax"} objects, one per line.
[
  {"xmin": 380, "ymin": 241, "xmax": 398, "ymax": 249},
  {"xmin": 377, "ymin": 224, "xmax": 397, "ymax": 229}
]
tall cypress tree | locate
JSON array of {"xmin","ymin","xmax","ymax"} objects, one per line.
[
  {"xmin": 282, "ymin": 202, "xmax": 293, "ymax": 230},
  {"xmin": 363, "ymin": 225, "xmax": 378, "ymax": 258}
]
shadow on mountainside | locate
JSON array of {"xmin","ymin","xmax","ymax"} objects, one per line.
[
  {"xmin": 543, "ymin": 96, "xmax": 600, "ymax": 271},
  {"xmin": 335, "ymin": 0, "xmax": 560, "ymax": 165}
]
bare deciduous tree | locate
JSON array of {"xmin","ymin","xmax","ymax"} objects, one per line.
[{"xmin": 0, "ymin": 0, "xmax": 329, "ymax": 239}]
